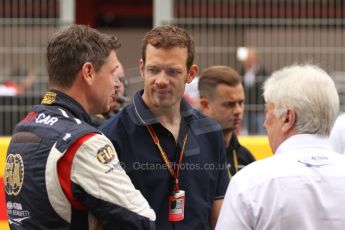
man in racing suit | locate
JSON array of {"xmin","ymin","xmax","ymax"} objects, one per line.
[{"xmin": 4, "ymin": 25, "xmax": 155, "ymax": 229}]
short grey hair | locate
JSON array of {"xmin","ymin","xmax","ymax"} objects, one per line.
[{"xmin": 263, "ymin": 64, "xmax": 339, "ymax": 135}]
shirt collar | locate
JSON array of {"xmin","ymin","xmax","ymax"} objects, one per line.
[
  {"xmin": 41, "ymin": 89, "xmax": 92, "ymax": 123},
  {"xmin": 276, "ymin": 134, "xmax": 331, "ymax": 155},
  {"xmin": 132, "ymin": 89, "xmax": 196, "ymax": 125},
  {"xmin": 227, "ymin": 134, "xmax": 240, "ymax": 151}
]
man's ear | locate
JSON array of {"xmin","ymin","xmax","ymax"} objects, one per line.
[
  {"xmin": 281, "ymin": 108, "xmax": 296, "ymax": 133},
  {"xmin": 81, "ymin": 62, "xmax": 94, "ymax": 85},
  {"xmin": 139, "ymin": 59, "xmax": 145, "ymax": 79},
  {"xmin": 186, "ymin": 64, "xmax": 199, "ymax": 84},
  {"xmin": 199, "ymin": 97, "xmax": 210, "ymax": 114}
]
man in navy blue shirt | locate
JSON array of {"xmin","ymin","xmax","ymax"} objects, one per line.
[
  {"xmin": 198, "ymin": 66, "xmax": 256, "ymax": 179},
  {"xmin": 100, "ymin": 25, "xmax": 229, "ymax": 229}
]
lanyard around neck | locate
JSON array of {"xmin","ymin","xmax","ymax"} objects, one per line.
[
  {"xmin": 228, "ymin": 149, "xmax": 238, "ymax": 179},
  {"xmin": 146, "ymin": 124, "xmax": 188, "ymax": 191}
]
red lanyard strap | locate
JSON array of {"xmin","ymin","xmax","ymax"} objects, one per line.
[{"xmin": 146, "ymin": 124, "xmax": 188, "ymax": 191}]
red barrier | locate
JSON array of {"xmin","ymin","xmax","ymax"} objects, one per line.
[{"xmin": 0, "ymin": 177, "xmax": 7, "ymax": 220}]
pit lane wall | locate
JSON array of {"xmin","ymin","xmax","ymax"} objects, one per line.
[{"xmin": 0, "ymin": 136, "xmax": 273, "ymax": 229}]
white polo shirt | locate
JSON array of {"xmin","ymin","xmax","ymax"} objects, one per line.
[
  {"xmin": 330, "ymin": 113, "xmax": 345, "ymax": 154},
  {"xmin": 216, "ymin": 134, "xmax": 345, "ymax": 230}
]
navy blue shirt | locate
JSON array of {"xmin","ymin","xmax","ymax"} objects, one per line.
[
  {"xmin": 100, "ymin": 90, "xmax": 229, "ymax": 230},
  {"xmin": 227, "ymin": 134, "xmax": 256, "ymax": 177}
]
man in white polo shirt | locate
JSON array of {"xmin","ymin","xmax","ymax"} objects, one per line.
[{"xmin": 216, "ymin": 64, "xmax": 345, "ymax": 230}]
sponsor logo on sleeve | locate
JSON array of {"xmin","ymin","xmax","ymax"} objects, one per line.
[
  {"xmin": 7, "ymin": 201, "xmax": 31, "ymax": 226},
  {"xmin": 4, "ymin": 153, "xmax": 24, "ymax": 196},
  {"xmin": 97, "ymin": 144, "xmax": 115, "ymax": 164}
]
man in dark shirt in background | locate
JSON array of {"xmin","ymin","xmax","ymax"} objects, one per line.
[{"xmin": 198, "ymin": 65, "xmax": 256, "ymax": 179}]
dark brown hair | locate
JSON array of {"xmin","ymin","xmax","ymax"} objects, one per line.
[
  {"xmin": 141, "ymin": 25, "xmax": 195, "ymax": 70},
  {"xmin": 198, "ymin": 65, "xmax": 242, "ymax": 99},
  {"xmin": 47, "ymin": 24, "xmax": 121, "ymax": 88}
]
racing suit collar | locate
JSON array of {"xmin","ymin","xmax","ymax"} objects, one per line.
[{"xmin": 41, "ymin": 89, "xmax": 92, "ymax": 124}]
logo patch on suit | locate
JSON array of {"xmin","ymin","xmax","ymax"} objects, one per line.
[
  {"xmin": 41, "ymin": 92, "xmax": 56, "ymax": 104},
  {"xmin": 97, "ymin": 144, "xmax": 115, "ymax": 164},
  {"xmin": 4, "ymin": 153, "xmax": 24, "ymax": 196}
]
